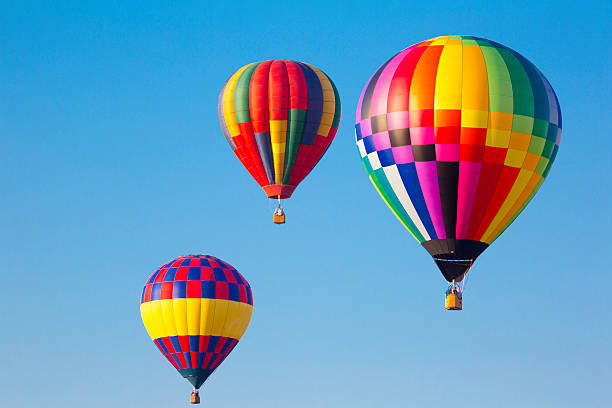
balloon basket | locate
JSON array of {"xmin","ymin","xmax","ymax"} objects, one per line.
[
  {"xmin": 190, "ymin": 390, "xmax": 200, "ymax": 404},
  {"xmin": 273, "ymin": 206, "xmax": 285, "ymax": 224},
  {"xmin": 445, "ymin": 292, "xmax": 462, "ymax": 310}
]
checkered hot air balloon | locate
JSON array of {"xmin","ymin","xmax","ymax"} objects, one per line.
[
  {"xmin": 140, "ymin": 255, "xmax": 253, "ymax": 403},
  {"xmin": 218, "ymin": 60, "xmax": 341, "ymax": 224},
  {"xmin": 355, "ymin": 36, "xmax": 561, "ymax": 309}
]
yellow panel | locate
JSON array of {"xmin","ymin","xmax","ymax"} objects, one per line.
[
  {"xmin": 504, "ymin": 149, "xmax": 527, "ymax": 168},
  {"xmin": 509, "ymin": 132, "xmax": 531, "ymax": 151},
  {"xmin": 140, "ymin": 302, "xmax": 155, "ymax": 340},
  {"xmin": 488, "ymin": 172, "xmax": 543, "ymax": 242},
  {"xmin": 211, "ymin": 300, "xmax": 229, "ymax": 336},
  {"xmin": 200, "ymin": 298, "xmax": 215, "ymax": 336},
  {"xmin": 430, "ymin": 36, "xmax": 450, "ymax": 46},
  {"xmin": 237, "ymin": 304, "xmax": 254, "ymax": 339},
  {"xmin": 461, "ymin": 109, "xmax": 488, "ymax": 128},
  {"xmin": 488, "ymin": 111, "xmax": 513, "ymax": 131},
  {"xmin": 224, "ymin": 301, "xmax": 253, "ymax": 340},
  {"xmin": 305, "ymin": 63, "xmax": 335, "ymax": 138},
  {"xmin": 461, "ymin": 44, "xmax": 488, "ymax": 112},
  {"xmin": 173, "ymin": 298, "xmax": 188, "ymax": 336},
  {"xmin": 434, "ymin": 44, "xmax": 462, "ymax": 110},
  {"xmin": 485, "ymin": 128, "xmax": 511, "ymax": 147},
  {"xmin": 223, "ymin": 64, "xmax": 254, "ymax": 137},
  {"xmin": 186, "ymin": 298, "xmax": 201, "ymax": 336},
  {"xmin": 161, "ymin": 298, "xmax": 178, "ymax": 337},
  {"xmin": 148, "ymin": 300, "xmax": 166, "ymax": 339},
  {"xmin": 269, "ymin": 119, "xmax": 287, "ymax": 183}
]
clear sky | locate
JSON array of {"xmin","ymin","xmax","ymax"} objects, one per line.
[{"xmin": 1, "ymin": 1, "xmax": 610, "ymax": 407}]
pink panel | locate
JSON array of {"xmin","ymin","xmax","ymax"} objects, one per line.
[
  {"xmin": 360, "ymin": 118, "xmax": 372, "ymax": 137},
  {"xmin": 410, "ymin": 127, "xmax": 435, "ymax": 145},
  {"xmin": 435, "ymin": 144, "xmax": 460, "ymax": 161},
  {"xmin": 373, "ymin": 131, "xmax": 391, "ymax": 150},
  {"xmin": 387, "ymin": 110, "xmax": 410, "ymax": 130},
  {"xmin": 456, "ymin": 161, "xmax": 482, "ymax": 238},
  {"xmin": 392, "ymin": 146, "xmax": 414, "ymax": 164}
]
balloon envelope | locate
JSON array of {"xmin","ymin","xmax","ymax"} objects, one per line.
[
  {"xmin": 355, "ymin": 36, "xmax": 561, "ymax": 281},
  {"xmin": 140, "ymin": 255, "xmax": 253, "ymax": 389},
  {"xmin": 219, "ymin": 60, "xmax": 341, "ymax": 199}
]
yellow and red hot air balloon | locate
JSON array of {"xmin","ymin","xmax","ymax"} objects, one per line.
[
  {"xmin": 140, "ymin": 255, "xmax": 253, "ymax": 404},
  {"xmin": 355, "ymin": 36, "xmax": 561, "ymax": 309},
  {"xmin": 218, "ymin": 60, "xmax": 341, "ymax": 224}
]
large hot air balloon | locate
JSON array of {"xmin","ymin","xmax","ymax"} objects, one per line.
[
  {"xmin": 355, "ymin": 36, "xmax": 561, "ymax": 310},
  {"xmin": 140, "ymin": 255, "xmax": 253, "ymax": 403},
  {"xmin": 218, "ymin": 60, "xmax": 341, "ymax": 224}
]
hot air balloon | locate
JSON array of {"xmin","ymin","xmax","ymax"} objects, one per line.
[
  {"xmin": 218, "ymin": 60, "xmax": 341, "ymax": 224},
  {"xmin": 140, "ymin": 255, "xmax": 253, "ymax": 403},
  {"xmin": 355, "ymin": 36, "xmax": 561, "ymax": 310}
]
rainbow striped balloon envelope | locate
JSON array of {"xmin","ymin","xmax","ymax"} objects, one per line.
[
  {"xmin": 140, "ymin": 255, "xmax": 253, "ymax": 394},
  {"xmin": 355, "ymin": 36, "xmax": 561, "ymax": 282},
  {"xmin": 218, "ymin": 60, "xmax": 340, "ymax": 202}
]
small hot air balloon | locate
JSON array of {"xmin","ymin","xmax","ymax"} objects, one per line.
[
  {"xmin": 140, "ymin": 255, "xmax": 253, "ymax": 403},
  {"xmin": 355, "ymin": 36, "xmax": 561, "ymax": 309},
  {"xmin": 218, "ymin": 60, "xmax": 341, "ymax": 224}
]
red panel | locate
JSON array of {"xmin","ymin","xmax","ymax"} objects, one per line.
[
  {"xmin": 201, "ymin": 266, "xmax": 214, "ymax": 281},
  {"xmin": 465, "ymin": 162, "xmax": 503, "ymax": 239},
  {"xmin": 285, "ymin": 60, "xmax": 308, "ymax": 110},
  {"xmin": 435, "ymin": 127, "xmax": 461, "ymax": 144},
  {"xmin": 460, "ymin": 127, "xmax": 487, "ymax": 145},
  {"xmin": 249, "ymin": 61, "xmax": 272, "ymax": 133},
  {"xmin": 474, "ymin": 166, "xmax": 521, "ymax": 238},
  {"xmin": 179, "ymin": 335, "xmax": 190, "ymax": 352},
  {"xmin": 186, "ymin": 281, "xmax": 200, "ymax": 298},
  {"xmin": 153, "ymin": 269, "xmax": 167, "ymax": 283},
  {"xmin": 189, "ymin": 257, "xmax": 200, "ymax": 267},
  {"xmin": 214, "ymin": 337, "xmax": 228, "ymax": 353},
  {"xmin": 387, "ymin": 46, "xmax": 427, "ymax": 112},
  {"xmin": 238, "ymin": 285, "xmax": 248, "ymax": 303},
  {"xmin": 460, "ymin": 145, "xmax": 484, "ymax": 162},
  {"xmin": 199, "ymin": 336, "xmax": 210, "ymax": 353},
  {"xmin": 483, "ymin": 146, "xmax": 507, "ymax": 164},
  {"xmin": 143, "ymin": 284, "xmax": 152, "ymax": 302},
  {"xmin": 269, "ymin": 61, "xmax": 289, "ymax": 120},
  {"xmin": 223, "ymin": 269, "xmax": 237, "ymax": 284},
  {"xmin": 175, "ymin": 266, "xmax": 189, "ymax": 281},
  {"xmin": 215, "ymin": 281, "xmax": 229, "ymax": 300},
  {"xmin": 160, "ymin": 282, "xmax": 173, "ymax": 300},
  {"xmin": 176, "ymin": 353, "xmax": 188, "ymax": 369},
  {"xmin": 162, "ymin": 337, "xmax": 175, "ymax": 354},
  {"xmin": 189, "ymin": 352, "xmax": 197, "ymax": 368}
]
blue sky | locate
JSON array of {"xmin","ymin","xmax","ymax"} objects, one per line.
[{"xmin": 1, "ymin": 1, "xmax": 610, "ymax": 407}]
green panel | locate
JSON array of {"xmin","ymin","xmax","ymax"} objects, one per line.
[
  {"xmin": 541, "ymin": 140, "xmax": 555, "ymax": 158},
  {"xmin": 282, "ymin": 108, "xmax": 307, "ymax": 184},
  {"xmin": 497, "ymin": 47, "xmax": 535, "ymax": 119},
  {"xmin": 512, "ymin": 115, "xmax": 534, "ymax": 134},
  {"xmin": 534, "ymin": 157, "xmax": 549, "ymax": 175},
  {"xmin": 479, "ymin": 44, "xmax": 514, "ymax": 113},
  {"xmin": 233, "ymin": 63, "xmax": 259, "ymax": 124},
  {"xmin": 527, "ymin": 135, "xmax": 546, "ymax": 155},
  {"xmin": 532, "ymin": 118, "xmax": 549, "ymax": 139}
]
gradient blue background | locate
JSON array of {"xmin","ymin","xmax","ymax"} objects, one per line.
[{"xmin": 2, "ymin": 1, "xmax": 610, "ymax": 406}]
